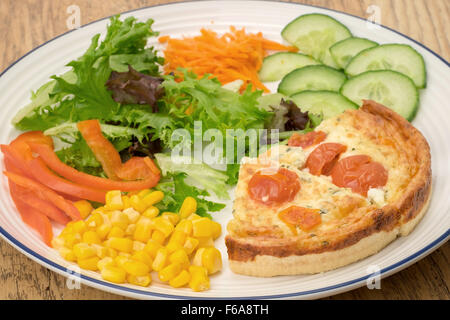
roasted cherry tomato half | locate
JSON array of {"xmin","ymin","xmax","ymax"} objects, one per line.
[
  {"xmin": 248, "ymin": 167, "xmax": 300, "ymax": 205},
  {"xmin": 278, "ymin": 206, "xmax": 322, "ymax": 231},
  {"xmin": 306, "ymin": 143, "xmax": 347, "ymax": 176},
  {"xmin": 331, "ymin": 155, "xmax": 388, "ymax": 196},
  {"xmin": 288, "ymin": 131, "xmax": 327, "ymax": 149}
]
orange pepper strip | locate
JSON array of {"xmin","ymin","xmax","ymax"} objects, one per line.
[
  {"xmin": 2, "ymin": 143, "xmax": 106, "ymax": 203},
  {"xmin": 4, "ymin": 157, "xmax": 71, "ymax": 225},
  {"xmin": 29, "ymin": 143, "xmax": 161, "ymax": 191},
  {"xmin": 28, "ymin": 157, "xmax": 107, "ymax": 203},
  {"xmin": 10, "ymin": 187, "xmax": 54, "ymax": 246},
  {"xmin": 0, "ymin": 144, "xmax": 32, "ymax": 178},
  {"xmin": 77, "ymin": 120, "xmax": 123, "ymax": 180},
  {"xmin": 4, "ymin": 171, "xmax": 81, "ymax": 221}
]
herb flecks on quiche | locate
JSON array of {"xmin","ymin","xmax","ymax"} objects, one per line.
[{"xmin": 225, "ymin": 100, "xmax": 431, "ymax": 276}]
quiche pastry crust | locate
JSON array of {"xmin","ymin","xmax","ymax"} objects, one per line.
[{"xmin": 225, "ymin": 100, "xmax": 432, "ymax": 276}]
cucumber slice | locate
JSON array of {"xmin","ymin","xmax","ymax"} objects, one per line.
[
  {"xmin": 340, "ymin": 70, "xmax": 419, "ymax": 121},
  {"xmin": 257, "ymin": 93, "xmax": 287, "ymax": 111},
  {"xmin": 345, "ymin": 44, "xmax": 426, "ymax": 88},
  {"xmin": 330, "ymin": 37, "xmax": 378, "ymax": 69},
  {"xmin": 281, "ymin": 13, "xmax": 352, "ymax": 68},
  {"xmin": 290, "ymin": 90, "xmax": 358, "ymax": 119},
  {"xmin": 278, "ymin": 65, "xmax": 347, "ymax": 96},
  {"xmin": 259, "ymin": 52, "xmax": 320, "ymax": 82}
]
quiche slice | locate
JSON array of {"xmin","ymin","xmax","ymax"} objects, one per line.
[{"xmin": 225, "ymin": 100, "xmax": 432, "ymax": 276}]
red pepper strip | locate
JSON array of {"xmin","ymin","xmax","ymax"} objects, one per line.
[
  {"xmin": 28, "ymin": 157, "xmax": 107, "ymax": 203},
  {"xmin": 29, "ymin": 143, "xmax": 161, "ymax": 191},
  {"xmin": 4, "ymin": 171, "xmax": 81, "ymax": 221},
  {"xmin": 4, "ymin": 157, "xmax": 70, "ymax": 225},
  {"xmin": 77, "ymin": 120, "xmax": 123, "ymax": 180}
]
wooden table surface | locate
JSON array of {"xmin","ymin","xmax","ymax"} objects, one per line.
[{"xmin": 0, "ymin": 0, "xmax": 448, "ymax": 300}]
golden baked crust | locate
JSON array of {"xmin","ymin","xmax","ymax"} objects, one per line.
[{"xmin": 225, "ymin": 100, "xmax": 432, "ymax": 276}]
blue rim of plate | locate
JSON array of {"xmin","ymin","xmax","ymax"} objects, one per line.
[{"xmin": 0, "ymin": 0, "xmax": 449, "ymax": 300}]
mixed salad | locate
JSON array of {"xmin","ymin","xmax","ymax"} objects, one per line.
[{"xmin": 1, "ymin": 12, "xmax": 426, "ymax": 291}]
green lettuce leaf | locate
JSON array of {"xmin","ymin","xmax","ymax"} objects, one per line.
[
  {"xmin": 13, "ymin": 16, "xmax": 162, "ymax": 131},
  {"xmin": 154, "ymin": 153, "xmax": 230, "ymax": 200},
  {"xmin": 155, "ymin": 173, "xmax": 226, "ymax": 219}
]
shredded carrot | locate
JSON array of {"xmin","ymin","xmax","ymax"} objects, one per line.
[{"xmin": 159, "ymin": 27, "xmax": 297, "ymax": 92}]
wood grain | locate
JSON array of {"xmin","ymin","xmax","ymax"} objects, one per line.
[{"xmin": 0, "ymin": 0, "xmax": 448, "ymax": 300}]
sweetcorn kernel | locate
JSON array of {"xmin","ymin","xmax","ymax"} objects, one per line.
[
  {"xmin": 123, "ymin": 259, "xmax": 150, "ymax": 276},
  {"xmin": 202, "ymin": 247, "xmax": 222, "ymax": 275},
  {"xmin": 73, "ymin": 243, "xmax": 97, "ymax": 259},
  {"xmin": 162, "ymin": 212, "xmax": 180, "ymax": 225},
  {"xmin": 106, "ymin": 247, "xmax": 118, "ymax": 258},
  {"xmin": 142, "ymin": 206, "xmax": 159, "ymax": 218},
  {"xmin": 130, "ymin": 195, "xmax": 147, "ymax": 213},
  {"xmin": 169, "ymin": 270, "xmax": 190, "ymax": 288},
  {"xmin": 51, "ymin": 237, "xmax": 65, "ymax": 249},
  {"xmin": 133, "ymin": 216, "xmax": 153, "ymax": 243},
  {"xmin": 142, "ymin": 191, "xmax": 164, "ymax": 207},
  {"xmin": 152, "ymin": 217, "xmax": 174, "ymax": 238},
  {"xmin": 110, "ymin": 211, "xmax": 130, "ymax": 230},
  {"xmin": 132, "ymin": 250, "xmax": 153, "ymax": 269},
  {"xmin": 179, "ymin": 197, "xmax": 197, "ymax": 219},
  {"xmin": 82, "ymin": 230, "xmax": 102, "ymax": 245},
  {"xmin": 121, "ymin": 195, "xmax": 132, "ymax": 210},
  {"xmin": 169, "ymin": 249, "xmax": 190, "ymax": 269},
  {"xmin": 96, "ymin": 223, "xmax": 112, "ymax": 240},
  {"xmin": 125, "ymin": 224, "xmax": 136, "ymax": 236},
  {"xmin": 122, "ymin": 207, "xmax": 140, "ymax": 224},
  {"xmin": 138, "ymin": 189, "xmax": 151, "ymax": 198},
  {"xmin": 151, "ymin": 230, "xmax": 166, "ymax": 245},
  {"xmin": 166, "ymin": 241, "xmax": 183, "ymax": 254},
  {"xmin": 86, "ymin": 212, "xmax": 103, "ymax": 229},
  {"xmin": 169, "ymin": 230, "xmax": 186, "ymax": 246},
  {"xmin": 187, "ymin": 213, "xmax": 202, "ymax": 221},
  {"xmin": 127, "ymin": 274, "xmax": 152, "ymax": 287},
  {"xmin": 72, "ymin": 220, "xmax": 87, "ymax": 234},
  {"xmin": 158, "ymin": 263, "xmax": 182, "ymax": 282},
  {"xmin": 74, "ymin": 200, "xmax": 93, "ymax": 220},
  {"xmin": 101, "ymin": 266, "xmax": 126, "ymax": 284},
  {"xmin": 97, "ymin": 257, "xmax": 115, "ymax": 270},
  {"xmin": 114, "ymin": 255, "xmax": 130, "ymax": 269},
  {"xmin": 152, "ymin": 248, "xmax": 169, "ymax": 272},
  {"xmin": 107, "ymin": 226, "xmax": 125, "ymax": 239},
  {"xmin": 58, "ymin": 247, "xmax": 76, "ymax": 262},
  {"xmin": 78, "ymin": 256, "xmax": 100, "ymax": 271},
  {"xmin": 183, "ymin": 237, "xmax": 199, "ymax": 255},
  {"xmin": 144, "ymin": 239, "xmax": 162, "ymax": 258},
  {"xmin": 105, "ymin": 190, "xmax": 124, "ymax": 211},
  {"xmin": 175, "ymin": 219, "xmax": 193, "ymax": 235},
  {"xmin": 210, "ymin": 221, "xmax": 222, "ymax": 239},
  {"xmin": 192, "ymin": 248, "xmax": 206, "ymax": 267},
  {"xmin": 192, "ymin": 218, "xmax": 213, "ymax": 238},
  {"xmin": 188, "ymin": 266, "xmax": 210, "ymax": 292},
  {"xmin": 62, "ymin": 233, "xmax": 81, "ymax": 249},
  {"xmin": 196, "ymin": 236, "xmax": 214, "ymax": 248},
  {"xmin": 132, "ymin": 241, "xmax": 146, "ymax": 252},
  {"xmin": 106, "ymin": 237, "xmax": 133, "ymax": 253}
]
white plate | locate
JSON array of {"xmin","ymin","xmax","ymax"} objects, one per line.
[{"xmin": 0, "ymin": 0, "xmax": 448, "ymax": 300}]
